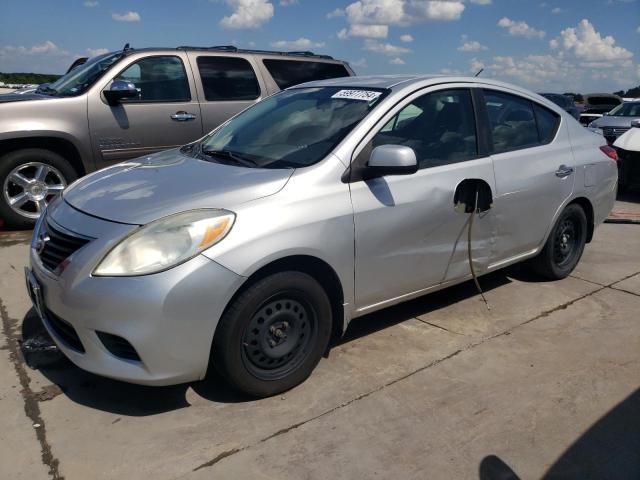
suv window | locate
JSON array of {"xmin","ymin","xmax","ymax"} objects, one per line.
[
  {"xmin": 262, "ymin": 59, "xmax": 349, "ymax": 90},
  {"xmin": 115, "ymin": 56, "xmax": 190, "ymax": 102},
  {"xmin": 368, "ymin": 89, "xmax": 478, "ymax": 169},
  {"xmin": 196, "ymin": 56, "xmax": 261, "ymax": 101},
  {"xmin": 483, "ymin": 90, "xmax": 539, "ymax": 154}
]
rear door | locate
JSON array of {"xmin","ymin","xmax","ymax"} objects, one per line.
[
  {"xmin": 481, "ymin": 88, "xmax": 574, "ymax": 262},
  {"xmin": 186, "ymin": 53, "xmax": 266, "ymax": 134},
  {"xmin": 88, "ymin": 53, "xmax": 203, "ymax": 164}
]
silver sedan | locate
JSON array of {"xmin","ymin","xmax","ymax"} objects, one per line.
[{"xmin": 26, "ymin": 75, "xmax": 617, "ymax": 397}]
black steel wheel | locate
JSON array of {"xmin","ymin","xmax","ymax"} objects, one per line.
[
  {"xmin": 530, "ymin": 203, "xmax": 587, "ymax": 280},
  {"xmin": 211, "ymin": 271, "xmax": 332, "ymax": 397},
  {"xmin": 241, "ymin": 296, "xmax": 317, "ymax": 380}
]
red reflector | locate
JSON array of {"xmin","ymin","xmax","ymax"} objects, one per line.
[{"xmin": 600, "ymin": 145, "xmax": 619, "ymax": 162}]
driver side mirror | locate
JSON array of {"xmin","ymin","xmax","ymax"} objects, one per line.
[
  {"xmin": 366, "ymin": 145, "xmax": 418, "ymax": 178},
  {"xmin": 104, "ymin": 80, "xmax": 138, "ymax": 106},
  {"xmin": 631, "ymin": 119, "xmax": 640, "ymax": 128}
]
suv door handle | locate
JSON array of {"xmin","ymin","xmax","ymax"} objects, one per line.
[
  {"xmin": 170, "ymin": 111, "xmax": 196, "ymax": 122},
  {"xmin": 555, "ymin": 165, "xmax": 574, "ymax": 178}
]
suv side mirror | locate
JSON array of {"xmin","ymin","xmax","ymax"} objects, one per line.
[
  {"xmin": 631, "ymin": 119, "xmax": 640, "ymax": 128},
  {"xmin": 366, "ymin": 145, "xmax": 418, "ymax": 178},
  {"xmin": 104, "ymin": 80, "xmax": 138, "ymax": 106}
]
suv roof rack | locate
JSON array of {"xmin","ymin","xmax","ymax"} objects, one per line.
[{"xmin": 175, "ymin": 45, "xmax": 334, "ymax": 60}]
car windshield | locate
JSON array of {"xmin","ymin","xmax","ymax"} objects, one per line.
[
  {"xmin": 45, "ymin": 52, "xmax": 122, "ymax": 97},
  {"xmin": 608, "ymin": 102, "xmax": 640, "ymax": 117},
  {"xmin": 197, "ymin": 86, "xmax": 388, "ymax": 169}
]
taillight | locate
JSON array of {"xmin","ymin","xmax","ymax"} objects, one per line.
[{"xmin": 600, "ymin": 145, "xmax": 619, "ymax": 162}]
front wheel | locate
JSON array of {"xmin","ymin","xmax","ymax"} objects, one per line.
[
  {"xmin": 0, "ymin": 148, "xmax": 77, "ymax": 228},
  {"xmin": 211, "ymin": 271, "xmax": 333, "ymax": 397},
  {"xmin": 530, "ymin": 204, "xmax": 587, "ymax": 280}
]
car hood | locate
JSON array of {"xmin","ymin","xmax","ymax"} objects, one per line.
[
  {"xmin": 614, "ymin": 128, "xmax": 640, "ymax": 152},
  {"xmin": 63, "ymin": 149, "xmax": 294, "ymax": 225},
  {"xmin": 0, "ymin": 92, "xmax": 56, "ymax": 103},
  {"xmin": 590, "ymin": 116, "xmax": 639, "ymax": 128}
]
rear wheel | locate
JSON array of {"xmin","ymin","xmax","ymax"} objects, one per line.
[
  {"xmin": 211, "ymin": 271, "xmax": 332, "ymax": 397},
  {"xmin": 530, "ymin": 203, "xmax": 587, "ymax": 280},
  {"xmin": 0, "ymin": 149, "xmax": 77, "ymax": 228}
]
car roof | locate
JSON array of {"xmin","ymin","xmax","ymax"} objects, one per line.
[{"xmin": 295, "ymin": 74, "xmax": 542, "ymax": 95}]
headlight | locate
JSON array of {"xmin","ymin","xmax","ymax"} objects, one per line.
[{"xmin": 94, "ymin": 209, "xmax": 235, "ymax": 276}]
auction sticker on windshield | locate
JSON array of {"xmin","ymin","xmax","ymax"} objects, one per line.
[{"xmin": 331, "ymin": 90, "xmax": 382, "ymax": 102}]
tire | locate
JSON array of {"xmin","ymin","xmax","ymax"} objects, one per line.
[
  {"xmin": 0, "ymin": 148, "xmax": 77, "ymax": 228},
  {"xmin": 530, "ymin": 204, "xmax": 587, "ymax": 280},
  {"xmin": 212, "ymin": 271, "xmax": 333, "ymax": 397}
]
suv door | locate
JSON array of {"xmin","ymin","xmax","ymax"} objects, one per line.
[
  {"xmin": 88, "ymin": 53, "xmax": 202, "ymax": 164},
  {"xmin": 349, "ymin": 87, "xmax": 497, "ymax": 311},
  {"xmin": 480, "ymin": 89, "xmax": 573, "ymax": 262},
  {"xmin": 187, "ymin": 54, "xmax": 265, "ymax": 133}
]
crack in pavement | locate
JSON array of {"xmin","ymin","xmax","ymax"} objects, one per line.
[
  {"xmin": 0, "ymin": 298, "xmax": 64, "ymax": 480},
  {"xmin": 414, "ymin": 318, "xmax": 465, "ymax": 336},
  {"xmin": 189, "ymin": 270, "xmax": 640, "ymax": 474}
]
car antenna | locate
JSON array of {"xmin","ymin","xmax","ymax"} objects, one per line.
[
  {"xmin": 123, "ymin": 43, "xmax": 131, "ymax": 52},
  {"xmin": 474, "ymin": 68, "xmax": 484, "ymax": 77}
]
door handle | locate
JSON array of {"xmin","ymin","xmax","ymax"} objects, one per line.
[
  {"xmin": 555, "ymin": 165, "xmax": 574, "ymax": 178},
  {"xmin": 170, "ymin": 111, "xmax": 196, "ymax": 122}
]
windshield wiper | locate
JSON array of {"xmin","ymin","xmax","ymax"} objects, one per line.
[{"xmin": 201, "ymin": 149, "xmax": 258, "ymax": 167}]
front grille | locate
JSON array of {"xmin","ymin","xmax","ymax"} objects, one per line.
[
  {"xmin": 96, "ymin": 332, "xmax": 141, "ymax": 361},
  {"xmin": 602, "ymin": 126, "xmax": 630, "ymax": 139},
  {"xmin": 45, "ymin": 308, "xmax": 85, "ymax": 353},
  {"xmin": 38, "ymin": 220, "xmax": 91, "ymax": 272}
]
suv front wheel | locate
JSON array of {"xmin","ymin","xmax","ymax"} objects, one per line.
[{"xmin": 0, "ymin": 148, "xmax": 77, "ymax": 228}]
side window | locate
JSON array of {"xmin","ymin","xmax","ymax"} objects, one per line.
[
  {"xmin": 262, "ymin": 59, "xmax": 349, "ymax": 90},
  {"xmin": 196, "ymin": 56, "xmax": 260, "ymax": 101},
  {"xmin": 115, "ymin": 56, "xmax": 190, "ymax": 102},
  {"xmin": 533, "ymin": 103, "xmax": 560, "ymax": 144},
  {"xmin": 482, "ymin": 90, "xmax": 538, "ymax": 154},
  {"xmin": 369, "ymin": 89, "xmax": 478, "ymax": 169}
]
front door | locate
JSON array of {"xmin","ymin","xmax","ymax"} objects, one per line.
[
  {"xmin": 481, "ymin": 89, "xmax": 575, "ymax": 262},
  {"xmin": 350, "ymin": 87, "xmax": 498, "ymax": 311},
  {"xmin": 88, "ymin": 53, "xmax": 203, "ymax": 165}
]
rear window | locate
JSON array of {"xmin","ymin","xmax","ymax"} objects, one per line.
[
  {"xmin": 263, "ymin": 59, "xmax": 349, "ymax": 90},
  {"xmin": 533, "ymin": 104, "xmax": 561, "ymax": 144},
  {"xmin": 587, "ymin": 96, "xmax": 621, "ymax": 106},
  {"xmin": 196, "ymin": 56, "xmax": 260, "ymax": 101}
]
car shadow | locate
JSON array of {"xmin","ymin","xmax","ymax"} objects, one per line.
[
  {"xmin": 478, "ymin": 386, "xmax": 640, "ymax": 479},
  {"xmin": 21, "ymin": 268, "xmax": 533, "ymax": 415}
]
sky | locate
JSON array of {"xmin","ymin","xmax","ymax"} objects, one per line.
[{"xmin": 0, "ymin": 0, "xmax": 639, "ymax": 93}]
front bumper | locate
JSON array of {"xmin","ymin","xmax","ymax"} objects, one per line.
[{"xmin": 28, "ymin": 203, "xmax": 245, "ymax": 386}]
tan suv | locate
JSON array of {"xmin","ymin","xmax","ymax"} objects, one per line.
[{"xmin": 0, "ymin": 45, "xmax": 354, "ymax": 226}]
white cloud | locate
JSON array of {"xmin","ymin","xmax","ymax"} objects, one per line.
[
  {"xmin": 469, "ymin": 57, "xmax": 485, "ymax": 74},
  {"xmin": 457, "ymin": 40, "xmax": 487, "ymax": 52},
  {"xmin": 637, "ymin": 25, "xmax": 640, "ymax": 33},
  {"xmin": 551, "ymin": 19, "xmax": 632, "ymax": 64},
  {"xmin": 30, "ymin": 40, "xmax": 60, "ymax": 54},
  {"xmin": 112, "ymin": 11, "xmax": 141, "ymax": 22},
  {"xmin": 400, "ymin": 34, "xmax": 413, "ymax": 42},
  {"xmin": 344, "ymin": 0, "xmax": 465, "ymax": 27},
  {"xmin": 220, "ymin": 0, "xmax": 274, "ymax": 29},
  {"xmin": 339, "ymin": 24, "xmax": 389, "ymax": 39},
  {"xmin": 83, "ymin": 0, "xmax": 98, "ymax": 7},
  {"xmin": 551, "ymin": 7, "xmax": 563, "ymax": 14},
  {"xmin": 470, "ymin": 0, "xmax": 491, "ymax": 4},
  {"xmin": 363, "ymin": 39, "xmax": 411, "ymax": 56},
  {"xmin": 497, "ymin": 17, "xmax": 545, "ymax": 39},
  {"xmin": 326, "ymin": 8, "xmax": 345, "ymax": 19},
  {"xmin": 85, "ymin": 47, "xmax": 109, "ymax": 57},
  {"xmin": 390, "ymin": 57, "xmax": 405, "ymax": 65},
  {"xmin": 280, "ymin": 0, "xmax": 297, "ymax": 5},
  {"xmin": 350, "ymin": 57, "xmax": 368, "ymax": 68},
  {"xmin": 270, "ymin": 38, "xmax": 325, "ymax": 49}
]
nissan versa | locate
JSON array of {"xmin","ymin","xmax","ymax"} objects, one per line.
[{"xmin": 26, "ymin": 76, "xmax": 617, "ymax": 397}]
